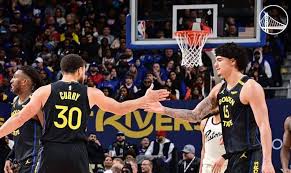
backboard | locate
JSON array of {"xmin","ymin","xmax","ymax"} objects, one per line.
[{"xmin": 126, "ymin": 0, "xmax": 266, "ymax": 49}]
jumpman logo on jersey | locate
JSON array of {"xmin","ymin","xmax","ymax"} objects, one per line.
[
  {"xmin": 240, "ymin": 152, "xmax": 247, "ymax": 159},
  {"xmin": 25, "ymin": 159, "xmax": 31, "ymax": 165}
]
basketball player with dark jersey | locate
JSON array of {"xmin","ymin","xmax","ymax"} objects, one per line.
[
  {"xmin": 0, "ymin": 54, "xmax": 169, "ymax": 173},
  {"xmin": 4, "ymin": 66, "xmax": 43, "ymax": 173},
  {"xmin": 143, "ymin": 43, "xmax": 275, "ymax": 173},
  {"xmin": 281, "ymin": 116, "xmax": 291, "ymax": 173}
]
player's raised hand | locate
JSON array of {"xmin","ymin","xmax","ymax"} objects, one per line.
[
  {"xmin": 142, "ymin": 102, "xmax": 165, "ymax": 114},
  {"xmin": 144, "ymin": 84, "xmax": 169, "ymax": 103}
]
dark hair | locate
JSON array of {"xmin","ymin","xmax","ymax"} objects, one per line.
[
  {"xmin": 19, "ymin": 66, "xmax": 43, "ymax": 91},
  {"xmin": 215, "ymin": 43, "xmax": 249, "ymax": 71},
  {"xmin": 60, "ymin": 54, "xmax": 85, "ymax": 73}
]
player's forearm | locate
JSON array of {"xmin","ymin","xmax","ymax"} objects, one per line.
[
  {"xmin": 280, "ymin": 145, "xmax": 290, "ymax": 170},
  {"xmin": 0, "ymin": 116, "xmax": 24, "ymax": 138},
  {"xmin": 164, "ymin": 96, "xmax": 216, "ymax": 122},
  {"xmin": 164, "ymin": 107, "xmax": 202, "ymax": 123},
  {"xmin": 259, "ymin": 124, "xmax": 273, "ymax": 163},
  {"xmin": 115, "ymin": 97, "xmax": 146, "ymax": 115}
]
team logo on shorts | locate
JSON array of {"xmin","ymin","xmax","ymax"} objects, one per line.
[{"xmin": 259, "ymin": 5, "xmax": 288, "ymax": 35}]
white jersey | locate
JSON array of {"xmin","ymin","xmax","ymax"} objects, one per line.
[{"xmin": 202, "ymin": 116, "xmax": 227, "ymax": 167}]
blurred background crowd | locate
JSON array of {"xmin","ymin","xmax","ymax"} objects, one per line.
[{"xmin": 0, "ymin": 0, "xmax": 289, "ymax": 104}]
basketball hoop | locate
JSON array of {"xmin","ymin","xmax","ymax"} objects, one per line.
[{"xmin": 175, "ymin": 26, "xmax": 211, "ymax": 67}]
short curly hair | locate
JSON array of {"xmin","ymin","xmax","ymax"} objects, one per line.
[
  {"xmin": 60, "ymin": 54, "xmax": 85, "ymax": 73},
  {"xmin": 19, "ymin": 66, "xmax": 43, "ymax": 91},
  {"xmin": 215, "ymin": 43, "xmax": 249, "ymax": 72}
]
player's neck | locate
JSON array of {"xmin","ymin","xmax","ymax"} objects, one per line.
[
  {"xmin": 18, "ymin": 91, "xmax": 31, "ymax": 104},
  {"xmin": 224, "ymin": 71, "xmax": 244, "ymax": 88},
  {"xmin": 62, "ymin": 74, "xmax": 79, "ymax": 83}
]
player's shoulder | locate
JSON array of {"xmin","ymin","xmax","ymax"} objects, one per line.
[
  {"xmin": 211, "ymin": 81, "xmax": 224, "ymax": 92},
  {"xmin": 243, "ymin": 78, "xmax": 264, "ymax": 93},
  {"xmin": 34, "ymin": 84, "xmax": 51, "ymax": 96},
  {"xmin": 285, "ymin": 116, "xmax": 291, "ymax": 125},
  {"xmin": 245, "ymin": 78, "xmax": 262, "ymax": 87},
  {"xmin": 200, "ymin": 117, "xmax": 209, "ymax": 131},
  {"xmin": 87, "ymin": 86, "xmax": 102, "ymax": 94}
]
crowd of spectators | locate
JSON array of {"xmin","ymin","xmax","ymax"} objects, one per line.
[
  {"xmin": 0, "ymin": 0, "xmax": 289, "ymax": 173},
  {"xmin": 73, "ymin": 131, "xmax": 201, "ymax": 173},
  {"xmin": 0, "ymin": 0, "xmax": 289, "ymax": 104}
]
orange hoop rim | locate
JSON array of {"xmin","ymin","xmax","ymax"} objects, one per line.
[{"xmin": 174, "ymin": 30, "xmax": 210, "ymax": 36}]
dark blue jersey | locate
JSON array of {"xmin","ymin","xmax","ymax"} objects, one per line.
[
  {"xmin": 10, "ymin": 96, "xmax": 42, "ymax": 163},
  {"xmin": 217, "ymin": 76, "xmax": 261, "ymax": 153},
  {"xmin": 41, "ymin": 81, "xmax": 90, "ymax": 144}
]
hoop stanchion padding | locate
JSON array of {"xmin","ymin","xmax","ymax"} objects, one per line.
[{"xmin": 175, "ymin": 30, "xmax": 210, "ymax": 67}]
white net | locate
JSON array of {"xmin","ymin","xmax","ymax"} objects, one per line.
[{"xmin": 175, "ymin": 30, "xmax": 210, "ymax": 67}]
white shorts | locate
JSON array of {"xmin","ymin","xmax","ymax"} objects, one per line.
[{"xmin": 201, "ymin": 164, "xmax": 227, "ymax": 173}]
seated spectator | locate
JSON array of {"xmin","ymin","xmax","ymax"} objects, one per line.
[
  {"xmin": 246, "ymin": 48, "xmax": 272, "ymax": 87},
  {"xmin": 177, "ymin": 145, "xmax": 200, "ymax": 173},
  {"xmin": 141, "ymin": 159, "xmax": 153, "ymax": 173},
  {"xmin": 167, "ymin": 71, "xmax": 186, "ymax": 98},
  {"xmin": 163, "ymin": 83, "xmax": 179, "ymax": 100},
  {"xmin": 109, "ymin": 132, "xmax": 136, "ymax": 159},
  {"xmin": 98, "ymin": 26, "xmax": 115, "ymax": 45},
  {"xmin": 134, "ymin": 59, "xmax": 147, "ymax": 82},
  {"xmin": 122, "ymin": 158, "xmax": 138, "ymax": 173},
  {"xmin": 121, "ymin": 74, "xmax": 138, "ymax": 95},
  {"xmin": 116, "ymin": 55, "xmax": 130, "ymax": 78},
  {"xmin": 193, "ymin": 75, "xmax": 206, "ymax": 98},
  {"xmin": 164, "ymin": 60, "xmax": 175, "ymax": 77},
  {"xmin": 39, "ymin": 69, "xmax": 51, "ymax": 85},
  {"xmin": 102, "ymin": 48, "xmax": 115, "ymax": 66},
  {"xmin": 145, "ymin": 131, "xmax": 175, "ymax": 173},
  {"xmin": 160, "ymin": 49, "xmax": 181, "ymax": 67},
  {"xmin": 123, "ymin": 48, "xmax": 135, "ymax": 65},
  {"xmin": 152, "ymin": 63, "xmax": 167, "ymax": 89},
  {"xmin": 101, "ymin": 87, "xmax": 113, "ymax": 98},
  {"xmin": 33, "ymin": 57, "xmax": 53, "ymax": 79},
  {"xmin": 60, "ymin": 24, "xmax": 80, "ymax": 44},
  {"xmin": 87, "ymin": 62, "xmax": 104, "ymax": 85},
  {"xmin": 136, "ymin": 137, "xmax": 151, "ymax": 166},
  {"xmin": 103, "ymin": 156, "xmax": 114, "ymax": 172},
  {"xmin": 98, "ymin": 38, "xmax": 110, "ymax": 61},
  {"xmin": 115, "ymin": 38, "xmax": 127, "ymax": 60},
  {"xmin": 107, "ymin": 158, "xmax": 125, "ymax": 173},
  {"xmin": 115, "ymin": 86, "xmax": 134, "ymax": 102},
  {"xmin": 137, "ymin": 137, "xmax": 150, "ymax": 156},
  {"xmin": 86, "ymin": 77, "xmax": 96, "ymax": 88},
  {"xmin": 98, "ymin": 71, "xmax": 118, "ymax": 93},
  {"xmin": 87, "ymin": 133, "xmax": 105, "ymax": 173},
  {"xmin": 190, "ymin": 85, "xmax": 204, "ymax": 100},
  {"xmin": 55, "ymin": 7, "xmax": 66, "ymax": 27},
  {"xmin": 127, "ymin": 64, "xmax": 144, "ymax": 88},
  {"xmin": 136, "ymin": 77, "xmax": 153, "ymax": 98}
]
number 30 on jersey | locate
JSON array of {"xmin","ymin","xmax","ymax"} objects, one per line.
[{"xmin": 54, "ymin": 105, "xmax": 82, "ymax": 130}]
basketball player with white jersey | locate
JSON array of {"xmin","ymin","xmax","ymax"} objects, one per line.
[{"xmin": 200, "ymin": 112, "xmax": 227, "ymax": 173}]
